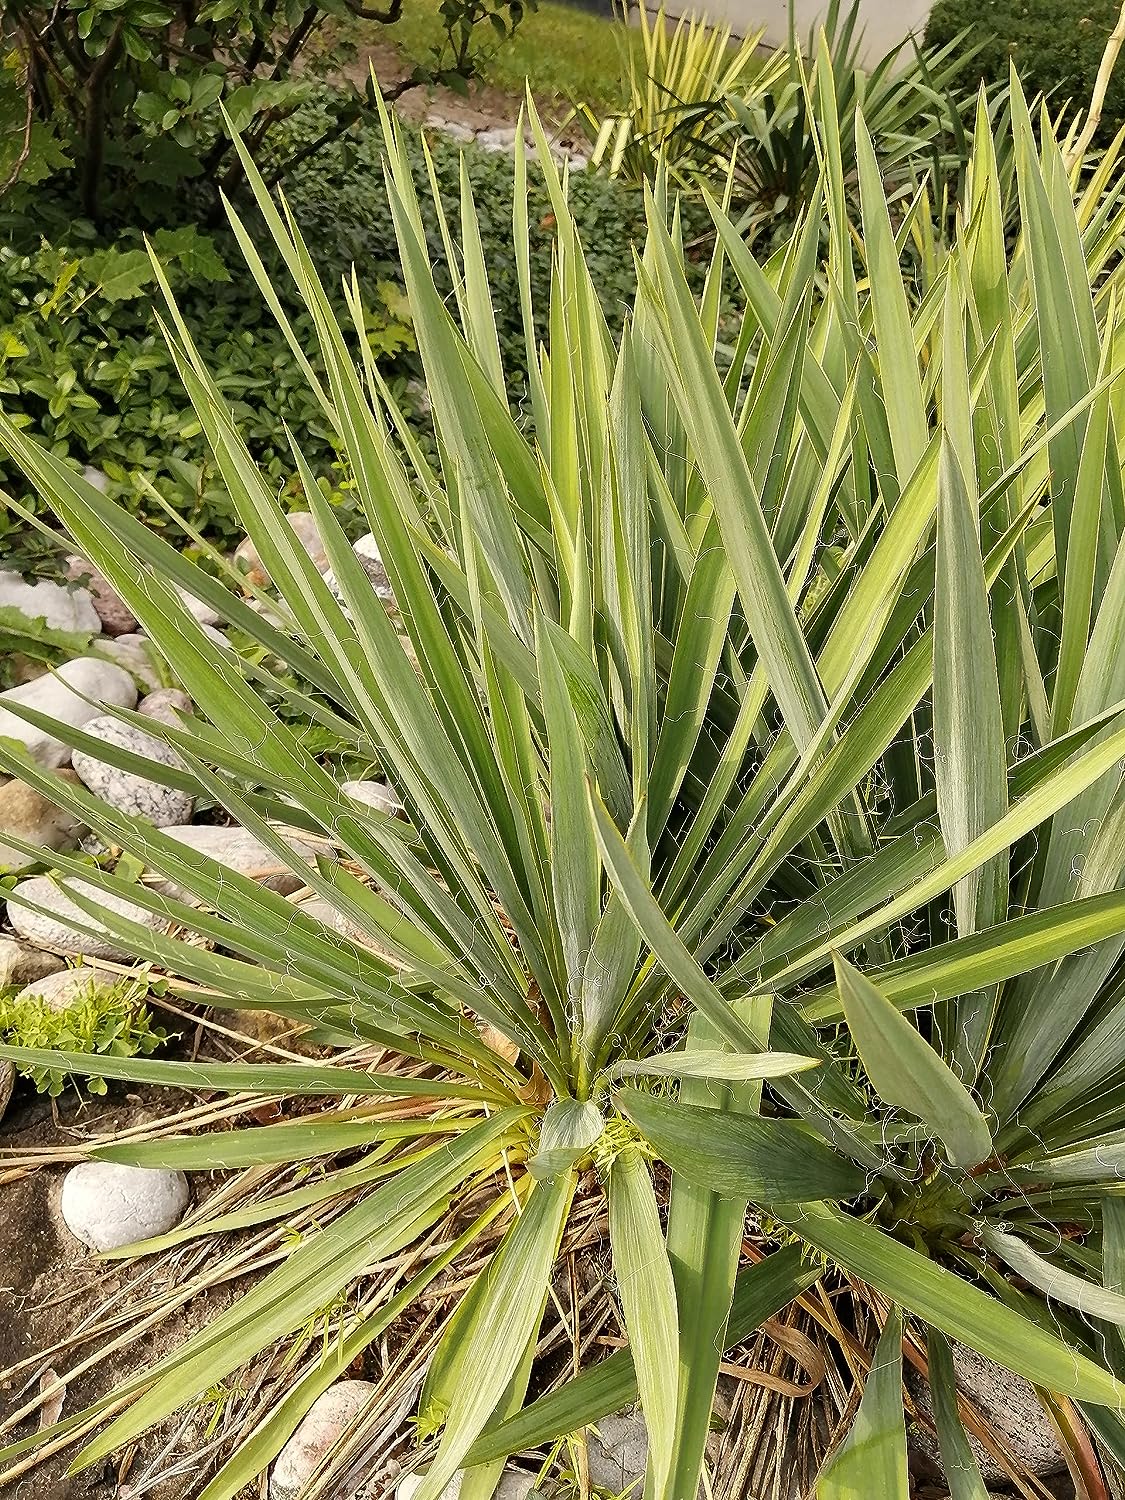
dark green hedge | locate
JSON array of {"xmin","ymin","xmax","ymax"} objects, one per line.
[{"xmin": 925, "ymin": 0, "xmax": 1125, "ymax": 140}]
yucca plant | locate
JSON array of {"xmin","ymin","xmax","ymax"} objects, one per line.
[
  {"xmin": 579, "ymin": 0, "xmax": 978, "ymax": 249},
  {"xmin": 5, "ymin": 61, "xmax": 1125, "ymax": 1499},
  {"xmin": 568, "ymin": 2, "xmax": 783, "ymax": 188}
]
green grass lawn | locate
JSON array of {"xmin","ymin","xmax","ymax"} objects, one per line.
[{"xmin": 384, "ymin": 0, "xmax": 642, "ymax": 109}]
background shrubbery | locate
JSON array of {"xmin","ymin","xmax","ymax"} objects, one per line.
[
  {"xmin": 926, "ymin": 0, "xmax": 1125, "ymax": 140},
  {"xmin": 0, "ymin": 98, "xmax": 649, "ymax": 545}
]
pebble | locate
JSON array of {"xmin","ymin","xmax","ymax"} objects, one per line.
[
  {"xmin": 83, "ymin": 465, "xmax": 109, "ymax": 493},
  {"xmin": 424, "ymin": 113, "xmax": 476, "ymax": 144},
  {"xmin": 200, "ymin": 622, "xmax": 235, "ymax": 653},
  {"xmin": 340, "ymin": 780, "xmax": 404, "ymax": 819},
  {"xmin": 587, "ymin": 1411, "xmax": 648, "ymax": 1493},
  {"xmin": 0, "ymin": 771, "xmax": 87, "ymax": 871},
  {"xmin": 394, "ymin": 1469, "xmax": 537, "ymax": 1500},
  {"xmin": 477, "ymin": 125, "xmax": 522, "ymax": 152},
  {"xmin": 72, "ymin": 715, "xmax": 193, "ymax": 827},
  {"xmin": 908, "ymin": 1341, "xmax": 1064, "ymax": 1480},
  {"xmin": 0, "ymin": 569, "xmax": 101, "ymax": 636},
  {"xmin": 149, "ymin": 824, "xmax": 325, "ymax": 900},
  {"xmin": 235, "ymin": 512, "xmax": 329, "ymax": 589},
  {"xmin": 292, "ymin": 895, "xmax": 371, "ymax": 949},
  {"xmin": 0, "ymin": 658, "xmax": 137, "ymax": 768},
  {"xmin": 174, "ymin": 585, "xmax": 221, "ymax": 626},
  {"xmin": 94, "ymin": 634, "xmax": 164, "ymax": 694},
  {"xmin": 65, "ymin": 556, "xmax": 138, "ymax": 636},
  {"xmin": 5, "ymin": 875, "xmax": 171, "ymax": 961},
  {"xmin": 60, "ymin": 1161, "xmax": 190, "ymax": 1251},
  {"xmin": 270, "ymin": 1381, "xmax": 378, "ymax": 1500},
  {"xmin": 324, "ymin": 534, "xmax": 398, "ymax": 616},
  {"xmin": 138, "ymin": 687, "xmax": 194, "ymax": 724},
  {"xmin": 0, "ymin": 1060, "xmax": 13, "ymax": 1125},
  {"xmin": 353, "ymin": 534, "xmax": 394, "ymax": 602},
  {"xmin": 15, "ymin": 965, "xmax": 122, "ymax": 1011},
  {"xmin": 0, "ymin": 937, "xmax": 66, "ymax": 990}
]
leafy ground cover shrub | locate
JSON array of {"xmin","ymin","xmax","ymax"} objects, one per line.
[
  {"xmin": 0, "ymin": 974, "xmax": 167, "ymax": 1096},
  {"xmin": 3, "ymin": 66, "xmax": 1125, "ymax": 1496},
  {"xmin": 925, "ymin": 0, "xmax": 1124, "ymax": 139},
  {"xmin": 0, "ymin": 104, "xmax": 650, "ymax": 546}
]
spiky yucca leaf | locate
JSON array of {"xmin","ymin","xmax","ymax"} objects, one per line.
[{"xmin": 5, "ymin": 76, "xmax": 1125, "ymax": 1498}]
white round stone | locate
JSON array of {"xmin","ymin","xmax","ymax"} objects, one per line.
[
  {"xmin": 199, "ymin": 622, "xmax": 235, "ymax": 653},
  {"xmin": 0, "ymin": 770, "xmax": 87, "ymax": 871},
  {"xmin": 72, "ymin": 715, "xmax": 193, "ymax": 827},
  {"xmin": 61, "ymin": 1161, "xmax": 189, "ymax": 1251},
  {"xmin": 138, "ymin": 688, "xmax": 194, "ymax": 724},
  {"xmin": 5, "ymin": 875, "xmax": 171, "ymax": 960},
  {"xmin": 270, "ymin": 1381, "xmax": 378, "ymax": 1500},
  {"xmin": 235, "ymin": 512, "xmax": 329, "ymax": 589},
  {"xmin": 173, "ymin": 584, "xmax": 221, "ymax": 626},
  {"xmin": 340, "ymin": 780, "xmax": 403, "ymax": 819},
  {"xmin": 149, "ymin": 824, "xmax": 326, "ymax": 901},
  {"xmin": 0, "ymin": 569, "xmax": 101, "ymax": 636},
  {"xmin": 0, "ymin": 658, "xmax": 137, "ymax": 768},
  {"xmin": 15, "ymin": 966, "xmax": 119, "ymax": 1011},
  {"xmin": 93, "ymin": 634, "xmax": 163, "ymax": 694},
  {"xmin": 0, "ymin": 937, "xmax": 66, "ymax": 990}
]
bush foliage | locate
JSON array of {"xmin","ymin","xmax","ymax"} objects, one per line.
[
  {"xmin": 0, "ymin": 0, "xmax": 531, "ymax": 220},
  {"xmin": 926, "ymin": 0, "xmax": 1124, "ymax": 139},
  {"xmin": 0, "ymin": 107, "xmax": 649, "ymax": 544}
]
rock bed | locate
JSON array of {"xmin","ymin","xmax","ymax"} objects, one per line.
[{"xmin": 1, "ymin": 504, "xmax": 398, "ymax": 971}]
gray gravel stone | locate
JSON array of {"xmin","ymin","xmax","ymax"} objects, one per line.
[
  {"xmin": 424, "ymin": 113, "xmax": 476, "ymax": 143},
  {"xmin": 15, "ymin": 965, "xmax": 122, "ymax": 1011},
  {"xmin": 94, "ymin": 634, "xmax": 163, "ymax": 693},
  {"xmin": 5, "ymin": 875, "xmax": 171, "ymax": 960},
  {"xmin": 200, "ymin": 622, "xmax": 235, "ymax": 653},
  {"xmin": 0, "ymin": 658, "xmax": 137, "ymax": 768},
  {"xmin": 270, "ymin": 1381, "xmax": 378, "ymax": 1500},
  {"xmin": 65, "ymin": 556, "xmax": 138, "ymax": 636},
  {"xmin": 477, "ymin": 125, "xmax": 521, "ymax": 152},
  {"xmin": 174, "ymin": 584, "xmax": 221, "ymax": 626},
  {"xmin": 0, "ymin": 770, "xmax": 87, "ymax": 871},
  {"xmin": 72, "ymin": 715, "xmax": 193, "ymax": 826},
  {"xmin": 323, "ymin": 532, "xmax": 397, "ymax": 612},
  {"xmin": 235, "ymin": 512, "xmax": 329, "ymax": 588},
  {"xmin": 0, "ymin": 937, "xmax": 66, "ymax": 990},
  {"xmin": 150, "ymin": 824, "xmax": 324, "ymax": 900},
  {"xmin": 60, "ymin": 1161, "xmax": 190, "ymax": 1251},
  {"xmin": 587, "ymin": 1411, "xmax": 648, "ymax": 1493},
  {"xmin": 0, "ymin": 569, "xmax": 101, "ymax": 635},
  {"xmin": 340, "ymin": 780, "xmax": 403, "ymax": 819},
  {"xmin": 137, "ymin": 687, "xmax": 194, "ymax": 724},
  {"xmin": 908, "ymin": 1341, "xmax": 1064, "ymax": 1480}
]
